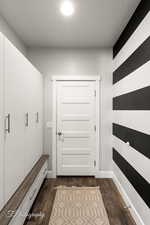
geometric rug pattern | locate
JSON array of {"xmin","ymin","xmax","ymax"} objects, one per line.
[{"xmin": 49, "ymin": 186, "xmax": 110, "ymax": 225}]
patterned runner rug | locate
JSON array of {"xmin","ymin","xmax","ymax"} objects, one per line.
[{"xmin": 49, "ymin": 186, "xmax": 110, "ymax": 225}]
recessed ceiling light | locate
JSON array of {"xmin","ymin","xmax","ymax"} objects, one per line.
[{"xmin": 60, "ymin": 1, "xmax": 75, "ymax": 17}]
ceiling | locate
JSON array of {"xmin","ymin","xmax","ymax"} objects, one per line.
[{"xmin": 0, "ymin": 0, "xmax": 141, "ymax": 48}]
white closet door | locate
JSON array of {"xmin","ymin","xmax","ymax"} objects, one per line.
[
  {"xmin": 23, "ymin": 61, "xmax": 36, "ymax": 175},
  {"xmin": 0, "ymin": 33, "xmax": 4, "ymax": 210},
  {"xmin": 24, "ymin": 64, "xmax": 43, "ymax": 173},
  {"xmin": 4, "ymin": 38, "xmax": 27, "ymax": 202},
  {"xmin": 57, "ymin": 81, "xmax": 96, "ymax": 176},
  {"xmin": 32, "ymin": 69, "xmax": 43, "ymax": 162}
]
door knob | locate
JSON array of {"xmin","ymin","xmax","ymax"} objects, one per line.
[{"xmin": 57, "ymin": 132, "xmax": 62, "ymax": 136}]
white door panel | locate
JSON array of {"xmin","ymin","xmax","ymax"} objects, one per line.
[
  {"xmin": 0, "ymin": 33, "xmax": 4, "ymax": 210},
  {"xmin": 24, "ymin": 64, "xmax": 43, "ymax": 174},
  {"xmin": 57, "ymin": 81, "xmax": 96, "ymax": 176},
  {"xmin": 29, "ymin": 67, "xmax": 43, "ymax": 166},
  {"xmin": 4, "ymin": 38, "xmax": 27, "ymax": 202}
]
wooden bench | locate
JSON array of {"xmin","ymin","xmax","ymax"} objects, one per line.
[{"xmin": 0, "ymin": 155, "xmax": 49, "ymax": 225}]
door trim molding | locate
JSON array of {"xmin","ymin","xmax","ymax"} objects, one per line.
[
  {"xmin": 52, "ymin": 75, "xmax": 101, "ymax": 81},
  {"xmin": 52, "ymin": 75, "xmax": 101, "ymax": 178}
]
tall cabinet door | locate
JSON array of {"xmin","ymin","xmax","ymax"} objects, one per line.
[
  {"xmin": 31, "ymin": 68, "xmax": 43, "ymax": 164},
  {"xmin": 0, "ymin": 33, "xmax": 4, "ymax": 210},
  {"xmin": 4, "ymin": 38, "xmax": 27, "ymax": 202},
  {"xmin": 23, "ymin": 63, "xmax": 43, "ymax": 175}
]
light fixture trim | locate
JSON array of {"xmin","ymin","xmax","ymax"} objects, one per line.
[{"xmin": 60, "ymin": 1, "xmax": 75, "ymax": 17}]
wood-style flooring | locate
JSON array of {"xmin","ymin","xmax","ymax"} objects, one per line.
[{"xmin": 24, "ymin": 177, "xmax": 136, "ymax": 225}]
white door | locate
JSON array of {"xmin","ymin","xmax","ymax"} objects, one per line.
[
  {"xmin": 57, "ymin": 81, "xmax": 97, "ymax": 176},
  {"xmin": 4, "ymin": 38, "xmax": 27, "ymax": 202},
  {"xmin": 0, "ymin": 33, "xmax": 4, "ymax": 210},
  {"xmin": 24, "ymin": 63, "xmax": 43, "ymax": 175}
]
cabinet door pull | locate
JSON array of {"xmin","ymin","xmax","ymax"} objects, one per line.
[
  {"xmin": 36, "ymin": 112, "xmax": 39, "ymax": 123},
  {"xmin": 25, "ymin": 113, "xmax": 29, "ymax": 127},
  {"xmin": 5, "ymin": 114, "xmax": 10, "ymax": 133}
]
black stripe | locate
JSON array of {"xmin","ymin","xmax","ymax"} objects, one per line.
[
  {"xmin": 113, "ymin": 86, "xmax": 150, "ymax": 110},
  {"xmin": 113, "ymin": 0, "xmax": 150, "ymax": 58},
  {"xmin": 113, "ymin": 36, "xmax": 150, "ymax": 84},
  {"xmin": 113, "ymin": 148, "xmax": 150, "ymax": 208},
  {"xmin": 113, "ymin": 123, "xmax": 150, "ymax": 159}
]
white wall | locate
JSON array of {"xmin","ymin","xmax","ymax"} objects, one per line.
[
  {"xmin": 0, "ymin": 14, "xmax": 26, "ymax": 55},
  {"xmin": 28, "ymin": 48, "xmax": 113, "ymax": 171}
]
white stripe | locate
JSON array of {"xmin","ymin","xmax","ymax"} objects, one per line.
[
  {"xmin": 113, "ymin": 171, "xmax": 145, "ymax": 225},
  {"xmin": 113, "ymin": 12, "xmax": 150, "ymax": 71},
  {"xmin": 113, "ymin": 61, "xmax": 150, "ymax": 97},
  {"xmin": 113, "ymin": 111, "xmax": 150, "ymax": 135},
  {"xmin": 113, "ymin": 136, "xmax": 150, "ymax": 183},
  {"xmin": 113, "ymin": 163, "xmax": 150, "ymax": 225}
]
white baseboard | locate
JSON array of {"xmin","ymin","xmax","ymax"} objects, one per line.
[
  {"xmin": 95, "ymin": 170, "xmax": 113, "ymax": 178},
  {"xmin": 113, "ymin": 173, "xmax": 144, "ymax": 225},
  {"xmin": 47, "ymin": 170, "xmax": 114, "ymax": 179}
]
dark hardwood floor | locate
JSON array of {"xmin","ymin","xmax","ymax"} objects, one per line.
[{"xmin": 24, "ymin": 177, "xmax": 136, "ymax": 225}]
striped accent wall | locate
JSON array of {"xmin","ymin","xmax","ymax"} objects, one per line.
[{"xmin": 113, "ymin": 1, "xmax": 150, "ymax": 225}]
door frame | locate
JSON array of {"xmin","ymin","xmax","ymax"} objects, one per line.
[{"xmin": 52, "ymin": 75, "xmax": 101, "ymax": 178}]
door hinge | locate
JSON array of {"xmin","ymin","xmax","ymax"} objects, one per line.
[
  {"xmin": 94, "ymin": 160, "xmax": 96, "ymax": 167},
  {"xmin": 94, "ymin": 125, "xmax": 96, "ymax": 132},
  {"xmin": 94, "ymin": 90, "xmax": 96, "ymax": 97}
]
